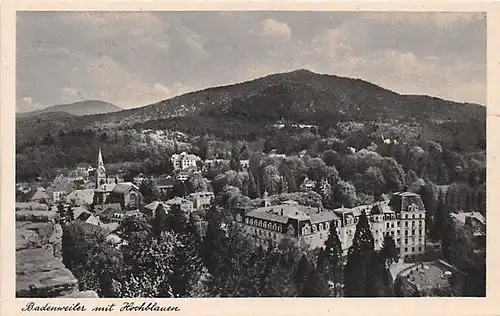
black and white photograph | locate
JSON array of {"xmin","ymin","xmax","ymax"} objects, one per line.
[{"xmin": 13, "ymin": 10, "xmax": 487, "ymax": 299}]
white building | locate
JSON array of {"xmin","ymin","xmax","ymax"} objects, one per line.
[{"xmin": 171, "ymin": 152, "xmax": 201, "ymax": 171}]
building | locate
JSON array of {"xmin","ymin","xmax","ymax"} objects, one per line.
[
  {"xmin": 47, "ymin": 177, "xmax": 75, "ymax": 203},
  {"xmin": 236, "ymin": 191, "xmax": 427, "ymax": 258},
  {"xmin": 165, "ymin": 197, "xmax": 194, "ymax": 214},
  {"xmin": 155, "ymin": 177, "xmax": 175, "ymax": 196},
  {"xmin": 176, "ymin": 171, "xmax": 191, "ymax": 182},
  {"xmin": 171, "ymin": 152, "xmax": 201, "ymax": 171},
  {"xmin": 188, "ymin": 191, "xmax": 214, "ymax": 210},
  {"xmin": 451, "ymin": 211, "xmax": 486, "ymax": 248},
  {"xmin": 236, "ymin": 199, "xmax": 339, "ymax": 249},
  {"xmin": 96, "ymin": 148, "xmax": 107, "ymax": 188},
  {"xmin": 240, "ymin": 160, "xmax": 250, "ymax": 170},
  {"xmin": 73, "ymin": 206, "xmax": 101, "ymax": 226},
  {"xmin": 29, "ymin": 188, "xmax": 51, "ymax": 204},
  {"xmin": 144, "ymin": 201, "xmax": 168, "ymax": 218},
  {"xmin": 65, "ymin": 189, "xmax": 95, "ymax": 206}
]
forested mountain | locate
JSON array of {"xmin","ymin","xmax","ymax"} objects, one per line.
[
  {"xmin": 15, "ymin": 69, "xmax": 486, "ymax": 182},
  {"xmin": 17, "ymin": 100, "xmax": 122, "ymax": 118}
]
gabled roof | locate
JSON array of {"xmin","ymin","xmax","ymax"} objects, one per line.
[
  {"xmin": 66, "ymin": 189, "xmax": 95, "ymax": 205},
  {"xmin": 112, "ymin": 182, "xmax": 139, "ymax": 194},
  {"xmin": 166, "ymin": 197, "xmax": 192, "ymax": 205},
  {"xmin": 96, "ymin": 203, "xmax": 123, "ymax": 217},
  {"xmin": 73, "ymin": 206, "xmax": 91, "ymax": 220},
  {"xmin": 97, "ymin": 183, "xmax": 116, "ymax": 193},
  {"xmin": 48, "ymin": 179, "xmax": 74, "ymax": 193},
  {"xmin": 144, "ymin": 201, "xmax": 163, "ymax": 211},
  {"xmin": 30, "ymin": 189, "xmax": 50, "ymax": 201}
]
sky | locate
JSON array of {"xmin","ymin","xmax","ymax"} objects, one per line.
[{"xmin": 16, "ymin": 11, "xmax": 486, "ymax": 112}]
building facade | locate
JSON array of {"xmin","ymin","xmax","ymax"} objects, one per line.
[
  {"xmin": 188, "ymin": 191, "xmax": 214, "ymax": 210},
  {"xmin": 171, "ymin": 152, "xmax": 201, "ymax": 171},
  {"xmin": 236, "ymin": 191, "xmax": 427, "ymax": 258}
]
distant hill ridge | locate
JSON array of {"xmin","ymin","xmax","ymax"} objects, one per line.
[
  {"xmin": 16, "ymin": 69, "xmax": 486, "ymax": 142},
  {"xmin": 18, "ymin": 100, "xmax": 122, "ymax": 118}
]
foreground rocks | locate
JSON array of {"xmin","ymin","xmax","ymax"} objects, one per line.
[{"xmin": 15, "ymin": 204, "xmax": 98, "ymax": 298}]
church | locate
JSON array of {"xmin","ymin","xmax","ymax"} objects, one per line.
[{"xmin": 93, "ymin": 148, "xmax": 143, "ymax": 210}]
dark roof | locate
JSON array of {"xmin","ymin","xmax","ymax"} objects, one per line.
[
  {"xmin": 112, "ymin": 182, "xmax": 139, "ymax": 194},
  {"xmin": 76, "ymin": 212, "xmax": 92, "ymax": 222},
  {"xmin": 389, "ymin": 192, "xmax": 425, "ymax": 213},
  {"xmin": 96, "ymin": 203, "xmax": 123, "ymax": 217},
  {"xmin": 155, "ymin": 177, "xmax": 174, "ymax": 187}
]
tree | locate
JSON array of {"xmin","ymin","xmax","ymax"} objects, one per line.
[
  {"xmin": 201, "ymin": 204, "xmax": 228, "ymax": 275},
  {"xmin": 165, "ymin": 204, "xmax": 187, "ymax": 235},
  {"xmin": 380, "ymin": 234, "xmax": 398, "ymax": 266},
  {"xmin": 139, "ymin": 178, "xmax": 159, "ymax": 204},
  {"xmin": 294, "ymin": 253, "xmax": 313, "ymax": 292},
  {"xmin": 301, "ymin": 267, "xmax": 329, "ymax": 297},
  {"xmin": 323, "ymin": 221, "xmax": 343, "ymax": 296},
  {"xmin": 334, "ymin": 180, "xmax": 358, "ymax": 208},
  {"xmin": 364, "ymin": 252, "xmax": 394, "ymax": 297},
  {"xmin": 151, "ymin": 203, "xmax": 168, "ymax": 238},
  {"xmin": 344, "ymin": 211, "xmax": 374, "ymax": 297},
  {"xmin": 248, "ymin": 170, "xmax": 259, "ymax": 199}
]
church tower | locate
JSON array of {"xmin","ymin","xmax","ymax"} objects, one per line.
[{"xmin": 96, "ymin": 148, "xmax": 107, "ymax": 188}]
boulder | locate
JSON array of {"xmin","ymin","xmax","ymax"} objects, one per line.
[
  {"xmin": 16, "ymin": 248, "xmax": 78, "ymax": 297},
  {"xmin": 16, "ymin": 228, "xmax": 41, "ymax": 250},
  {"xmin": 16, "ymin": 210, "xmax": 58, "ymax": 223}
]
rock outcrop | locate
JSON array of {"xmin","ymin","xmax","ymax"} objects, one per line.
[{"xmin": 15, "ymin": 204, "xmax": 98, "ymax": 298}]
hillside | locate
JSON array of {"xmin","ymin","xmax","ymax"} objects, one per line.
[
  {"xmin": 15, "ymin": 69, "xmax": 486, "ymax": 181},
  {"xmin": 18, "ymin": 100, "xmax": 122, "ymax": 118},
  {"xmin": 72, "ymin": 69, "xmax": 484, "ymax": 128}
]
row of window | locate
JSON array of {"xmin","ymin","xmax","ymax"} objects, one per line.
[
  {"xmin": 404, "ymin": 246, "xmax": 424, "ymax": 253},
  {"xmin": 245, "ymin": 217, "xmax": 284, "ymax": 232}
]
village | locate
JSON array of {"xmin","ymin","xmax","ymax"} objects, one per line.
[{"xmin": 15, "ymin": 147, "xmax": 486, "ymax": 297}]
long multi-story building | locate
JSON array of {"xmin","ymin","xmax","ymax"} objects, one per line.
[{"xmin": 235, "ymin": 191, "xmax": 427, "ymax": 258}]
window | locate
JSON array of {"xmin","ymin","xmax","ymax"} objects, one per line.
[
  {"xmin": 405, "ymin": 247, "xmax": 408, "ymax": 252},
  {"xmin": 386, "ymin": 223, "xmax": 390, "ymax": 228},
  {"xmin": 412, "ymin": 230, "xmax": 415, "ymax": 235},
  {"xmin": 391, "ymin": 223, "xmax": 395, "ymax": 228},
  {"xmin": 419, "ymin": 229, "xmax": 422, "ymax": 235},
  {"xmin": 412, "ymin": 221, "xmax": 415, "ymax": 227},
  {"xmin": 405, "ymin": 221, "xmax": 408, "ymax": 227},
  {"xmin": 412, "ymin": 247, "xmax": 415, "ymax": 252},
  {"xmin": 419, "ymin": 246, "xmax": 422, "ymax": 251},
  {"xmin": 405, "ymin": 238, "xmax": 408, "ymax": 245},
  {"xmin": 405, "ymin": 230, "xmax": 408, "ymax": 236}
]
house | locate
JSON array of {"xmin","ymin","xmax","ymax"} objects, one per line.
[
  {"xmin": 165, "ymin": 197, "xmax": 194, "ymax": 214},
  {"xmin": 154, "ymin": 177, "xmax": 175, "ymax": 196},
  {"xmin": 171, "ymin": 152, "xmax": 201, "ymax": 171},
  {"xmin": 29, "ymin": 188, "xmax": 51, "ymax": 204},
  {"xmin": 73, "ymin": 206, "xmax": 101, "ymax": 226},
  {"xmin": 47, "ymin": 178, "xmax": 75, "ymax": 203},
  {"xmin": 95, "ymin": 203, "xmax": 123, "ymax": 223},
  {"xmin": 144, "ymin": 201, "xmax": 169, "ymax": 218},
  {"xmin": 240, "ymin": 160, "xmax": 250, "ymax": 170},
  {"xmin": 451, "ymin": 211, "xmax": 486, "ymax": 248},
  {"xmin": 188, "ymin": 191, "xmax": 214, "ymax": 210},
  {"xmin": 176, "ymin": 171, "xmax": 191, "ymax": 182},
  {"xmin": 65, "ymin": 189, "xmax": 95, "ymax": 206}
]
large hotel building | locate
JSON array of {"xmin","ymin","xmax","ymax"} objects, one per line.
[{"xmin": 235, "ymin": 192, "xmax": 426, "ymax": 257}]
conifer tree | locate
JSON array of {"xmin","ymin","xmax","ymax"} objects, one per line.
[
  {"xmin": 344, "ymin": 211, "xmax": 375, "ymax": 297},
  {"xmin": 323, "ymin": 221, "xmax": 343, "ymax": 296},
  {"xmin": 295, "ymin": 253, "xmax": 313, "ymax": 292},
  {"xmin": 248, "ymin": 170, "xmax": 259, "ymax": 199},
  {"xmin": 165, "ymin": 204, "xmax": 187, "ymax": 235},
  {"xmin": 202, "ymin": 204, "xmax": 227, "ymax": 276},
  {"xmin": 301, "ymin": 267, "xmax": 329, "ymax": 297},
  {"xmin": 380, "ymin": 233, "xmax": 398, "ymax": 267}
]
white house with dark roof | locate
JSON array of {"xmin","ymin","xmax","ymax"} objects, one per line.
[{"xmin": 171, "ymin": 152, "xmax": 201, "ymax": 171}]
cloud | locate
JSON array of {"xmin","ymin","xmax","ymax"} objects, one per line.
[
  {"xmin": 17, "ymin": 96, "xmax": 44, "ymax": 113},
  {"xmin": 260, "ymin": 18, "xmax": 292, "ymax": 39},
  {"xmin": 16, "ymin": 12, "xmax": 486, "ymax": 112}
]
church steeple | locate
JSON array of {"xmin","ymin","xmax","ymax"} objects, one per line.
[
  {"xmin": 96, "ymin": 148, "xmax": 107, "ymax": 188},
  {"xmin": 98, "ymin": 148, "xmax": 105, "ymax": 170}
]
